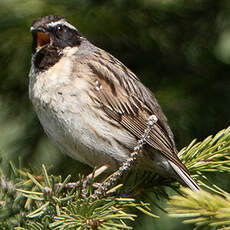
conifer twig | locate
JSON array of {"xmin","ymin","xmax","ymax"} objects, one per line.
[
  {"xmin": 178, "ymin": 126, "xmax": 230, "ymax": 174},
  {"xmin": 168, "ymin": 187, "xmax": 230, "ymax": 229},
  {"xmin": 55, "ymin": 165, "xmax": 108, "ymax": 191}
]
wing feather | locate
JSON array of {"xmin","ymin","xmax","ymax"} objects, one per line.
[{"xmin": 77, "ymin": 47, "xmax": 188, "ymax": 172}]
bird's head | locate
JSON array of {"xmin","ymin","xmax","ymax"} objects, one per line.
[{"xmin": 31, "ymin": 15, "xmax": 83, "ymax": 55}]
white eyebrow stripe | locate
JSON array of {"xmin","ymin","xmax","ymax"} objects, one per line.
[{"xmin": 47, "ymin": 20, "xmax": 77, "ymax": 31}]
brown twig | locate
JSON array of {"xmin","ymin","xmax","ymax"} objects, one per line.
[{"xmin": 55, "ymin": 165, "xmax": 109, "ymax": 192}]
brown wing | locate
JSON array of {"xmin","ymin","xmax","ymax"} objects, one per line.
[{"xmin": 77, "ymin": 46, "xmax": 187, "ymax": 171}]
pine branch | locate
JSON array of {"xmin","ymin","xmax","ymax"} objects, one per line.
[
  {"xmin": 167, "ymin": 126, "xmax": 230, "ymax": 229},
  {"xmin": 179, "ymin": 126, "xmax": 230, "ymax": 174},
  {"xmin": 0, "ymin": 163, "xmax": 156, "ymax": 229},
  {"xmin": 168, "ymin": 187, "xmax": 230, "ymax": 230}
]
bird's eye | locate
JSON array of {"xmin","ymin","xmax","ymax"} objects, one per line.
[{"xmin": 57, "ymin": 25, "xmax": 64, "ymax": 32}]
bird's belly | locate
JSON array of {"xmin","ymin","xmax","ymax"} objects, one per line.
[{"xmin": 32, "ymin": 89, "xmax": 136, "ymax": 171}]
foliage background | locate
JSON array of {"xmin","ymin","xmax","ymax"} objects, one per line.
[{"xmin": 0, "ymin": 0, "xmax": 229, "ymax": 229}]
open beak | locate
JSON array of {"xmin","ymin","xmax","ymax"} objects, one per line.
[{"xmin": 31, "ymin": 27, "xmax": 51, "ymax": 50}]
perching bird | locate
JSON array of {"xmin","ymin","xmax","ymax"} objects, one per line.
[{"xmin": 29, "ymin": 15, "xmax": 200, "ymax": 191}]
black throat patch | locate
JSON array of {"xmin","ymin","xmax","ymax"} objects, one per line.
[
  {"xmin": 31, "ymin": 15, "xmax": 83, "ymax": 72},
  {"xmin": 33, "ymin": 46, "xmax": 62, "ymax": 72}
]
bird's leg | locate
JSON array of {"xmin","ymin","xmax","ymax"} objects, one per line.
[
  {"xmin": 55, "ymin": 165, "xmax": 109, "ymax": 193},
  {"xmin": 81, "ymin": 165, "xmax": 109, "ymax": 199},
  {"xmin": 91, "ymin": 115, "xmax": 158, "ymax": 200}
]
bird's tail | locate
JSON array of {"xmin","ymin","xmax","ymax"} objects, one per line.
[{"xmin": 169, "ymin": 161, "xmax": 200, "ymax": 191}]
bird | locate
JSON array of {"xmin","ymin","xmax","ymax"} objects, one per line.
[{"xmin": 29, "ymin": 15, "xmax": 200, "ymax": 191}]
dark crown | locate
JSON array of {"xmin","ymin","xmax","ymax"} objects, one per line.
[{"xmin": 32, "ymin": 15, "xmax": 65, "ymax": 29}]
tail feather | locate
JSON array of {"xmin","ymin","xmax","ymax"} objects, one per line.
[{"xmin": 169, "ymin": 161, "xmax": 200, "ymax": 191}]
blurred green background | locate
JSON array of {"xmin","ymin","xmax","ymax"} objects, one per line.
[{"xmin": 0, "ymin": 0, "xmax": 230, "ymax": 229}]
